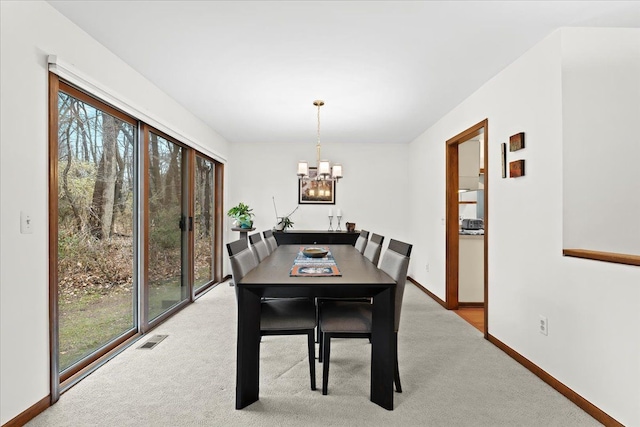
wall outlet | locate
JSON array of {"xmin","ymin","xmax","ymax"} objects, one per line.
[{"xmin": 539, "ymin": 315, "xmax": 548, "ymax": 336}]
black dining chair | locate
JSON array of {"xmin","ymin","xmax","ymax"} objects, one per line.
[
  {"xmin": 363, "ymin": 233, "xmax": 384, "ymax": 266},
  {"xmin": 227, "ymin": 238, "xmax": 317, "ymax": 391},
  {"xmin": 315, "ymin": 236, "xmax": 374, "ymax": 343},
  {"xmin": 248, "ymin": 232, "xmax": 270, "ymax": 263},
  {"xmin": 318, "ymin": 239, "xmax": 412, "ymax": 395},
  {"xmin": 263, "ymin": 229, "xmax": 278, "ymax": 254},
  {"xmin": 354, "ymin": 230, "xmax": 369, "ymax": 254}
]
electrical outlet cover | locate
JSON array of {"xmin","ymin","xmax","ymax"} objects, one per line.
[{"xmin": 539, "ymin": 315, "xmax": 548, "ymax": 336}]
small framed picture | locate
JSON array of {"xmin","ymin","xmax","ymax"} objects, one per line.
[
  {"xmin": 501, "ymin": 143, "xmax": 507, "ymax": 178},
  {"xmin": 509, "ymin": 159, "xmax": 525, "ymax": 178},
  {"xmin": 509, "ymin": 132, "xmax": 525, "ymax": 152}
]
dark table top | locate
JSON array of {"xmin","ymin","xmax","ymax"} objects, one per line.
[
  {"xmin": 238, "ymin": 244, "xmax": 395, "ymax": 288},
  {"xmin": 273, "ymin": 230, "xmax": 358, "ymax": 234}
]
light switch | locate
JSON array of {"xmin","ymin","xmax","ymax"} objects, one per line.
[{"xmin": 20, "ymin": 211, "xmax": 33, "ymax": 234}]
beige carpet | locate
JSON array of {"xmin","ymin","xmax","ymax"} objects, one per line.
[{"xmin": 27, "ymin": 281, "xmax": 599, "ymax": 426}]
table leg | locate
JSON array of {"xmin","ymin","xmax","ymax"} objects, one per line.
[
  {"xmin": 235, "ymin": 287, "xmax": 261, "ymax": 409},
  {"xmin": 370, "ymin": 287, "xmax": 395, "ymax": 410}
]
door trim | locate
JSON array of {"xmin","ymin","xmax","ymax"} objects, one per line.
[{"xmin": 445, "ymin": 119, "xmax": 489, "ymax": 339}]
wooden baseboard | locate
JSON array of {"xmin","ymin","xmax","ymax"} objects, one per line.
[
  {"xmin": 487, "ymin": 334, "xmax": 623, "ymax": 427},
  {"xmin": 407, "ymin": 277, "xmax": 447, "ymax": 308},
  {"xmin": 2, "ymin": 395, "xmax": 50, "ymax": 427},
  {"xmin": 458, "ymin": 302, "xmax": 485, "ymax": 308}
]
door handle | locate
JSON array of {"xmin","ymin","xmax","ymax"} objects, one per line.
[{"xmin": 178, "ymin": 216, "xmax": 194, "ymax": 232}]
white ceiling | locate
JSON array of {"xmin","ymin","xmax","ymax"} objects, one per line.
[{"xmin": 47, "ymin": 1, "xmax": 639, "ymax": 145}]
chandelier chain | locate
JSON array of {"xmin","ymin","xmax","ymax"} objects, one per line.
[
  {"xmin": 315, "ymin": 101, "xmax": 323, "ymax": 166},
  {"xmin": 317, "ymin": 102, "xmax": 321, "ymax": 146}
]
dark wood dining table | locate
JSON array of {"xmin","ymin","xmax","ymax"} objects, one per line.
[{"xmin": 235, "ymin": 244, "xmax": 397, "ymax": 410}]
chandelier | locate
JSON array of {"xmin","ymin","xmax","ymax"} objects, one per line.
[{"xmin": 297, "ymin": 100, "xmax": 343, "ymax": 181}]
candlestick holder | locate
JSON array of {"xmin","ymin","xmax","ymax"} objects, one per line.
[
  {"xmin": 328, "ymin": 215, "xmax": 334, "ymax": 231},
  {"xmin": 336, "ymin": 215, "xmax": 342, "ymax": 231}
]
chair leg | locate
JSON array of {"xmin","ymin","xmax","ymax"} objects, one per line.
[
  {"xmin": 307, "ymin": 330, "xmax": 316, "ymax": 390},
  {"xmin": 315, "ymin": 299, "xmax": 322, "ymax": 343},
  {"xmin": 318, "ymin": 329, "xmax": 324, "ymax": 363},
  {"xmin": 322, "ymin": 333, "xmax": 331, "ymax": 395},
  {"xmin": 315, "ymin": 300, "xmax": 320, "ymax": 343},
  {"xmin": 394, "ymin": 333, "xmax": 402, "ymax": 393}
]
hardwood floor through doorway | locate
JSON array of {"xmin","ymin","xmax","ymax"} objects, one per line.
[{"xmin": 454, "ymin": 307, "xmax": 484, "ymax": 333}]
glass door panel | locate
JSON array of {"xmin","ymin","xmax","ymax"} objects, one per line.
[
  {"xmin": 148, "ymin": 132, "xmax": 187, "ymax": 321},
  {"xmin": 57, "ymin": 90, "xmax": 136, "ymax": 372},
  {"xmin": 194, "ymin": 155, "xmax": 215, "ymax": 291}
]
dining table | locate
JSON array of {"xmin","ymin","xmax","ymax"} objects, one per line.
[{"xmin": 235, "ymin": 244, "xmax": 397, "ymax": 410}]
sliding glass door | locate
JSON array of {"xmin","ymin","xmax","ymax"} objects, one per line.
[
  {"xmin": 55, "ymin": 83, "xmax": 137, "ymax": 375},
  {"xmin": 50, "ymin": 74, "xmax": 224, "ymax": 398},
  {"xmin": 147, "ymin": 131, "xmax": 188, "ymax": 321},
  {"xmin": 193, "ymin": 155, "xmax": 216, "ymax": 292}
]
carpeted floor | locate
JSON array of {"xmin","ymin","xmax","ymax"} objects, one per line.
[{"xmin": 27, "ymin": 281, "xmax": 600, "ymax": 426}]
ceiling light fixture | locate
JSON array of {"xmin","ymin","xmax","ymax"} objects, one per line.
[{"xmin": 297, "ymin": 100, "xmax": 343, "ymax": 182}]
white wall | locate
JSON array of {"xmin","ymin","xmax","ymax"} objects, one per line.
[
  {"xmin": 227, "ymin": 141, "xmax": 410, "ymax": 247},
  {"xmin": 409, "ymin": 29, "xmax": 640, "ymax": 426},
  {"xmin": 562, "ymin": 28, "xmax": 640, "ymax": 255},
  {"xmin": 0, "ymin": 2, "xmax": 229, "ymax": 423},
  {"xmin": 2, "ymin": 3, "xmax": 638, "ymax": 425}
]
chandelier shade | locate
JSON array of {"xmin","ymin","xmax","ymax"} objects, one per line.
[
  {"xmin": 297, "ymin": 161, "xmax": 308, "ymax": 177},
  {"xmin": 331, "ymin": 164, "xmax": 343, "ymax": 179}
]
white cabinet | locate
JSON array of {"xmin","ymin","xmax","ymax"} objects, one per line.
[
  {"xmin": 459, "ymin": 235, "xmax": 484, "ymax": 303},
  {"xmin": 459, "ymin": 139, "xmax": 480, "ymax": 191}
]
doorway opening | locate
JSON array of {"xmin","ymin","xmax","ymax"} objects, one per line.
[{"xmin": 445, "ymin": 119, "xmax": 488, "ymax": 338}]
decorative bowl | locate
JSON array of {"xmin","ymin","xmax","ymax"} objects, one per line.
[{"xmin": 302, "ymin": 247, "xmax": 329, "ymax": 258}]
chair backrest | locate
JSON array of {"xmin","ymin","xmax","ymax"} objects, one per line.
[
  {"xmin": 263, "ymin": 229, "xmax": 278, "ymax": 254},
  {"xmin": 363, "ymin": 233, "xmax": 384, "ymax": 266},
  {"xmin": 260, "ymin": 230, "xmax": 272, "ymax": 255},
  {"xmin": 354, "ymin": 230, "xmax": 369, "ymax": 253},
  {"xmin": 387, "ymin": 238, "xmax": 413, "ymax": 257},
  {"xmin": 248, "ymin": 233, "xmax": 270, "ymax": 263},
  {"xmin": 379, "ymin": 239, "xmax": 413, "ymax": 332},
  {"xmin": 226, "ymin": 238, "xmax": 258, "ymax": 284},
  {"xmin": 227, "ymin": 238, "xmax": 248, "ymax": 257}
]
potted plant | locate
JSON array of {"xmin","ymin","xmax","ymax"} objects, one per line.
[
  {"xmin": 274, "ymin": 205, "xmax": 298, "ymax": 232},
  {"xmin": 276, "ymin": 216, "xmax": 294, "ymax": 231},
  {"xmin": 227, "ymin": 202, "xmax": 254, "ymax": 229}
]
